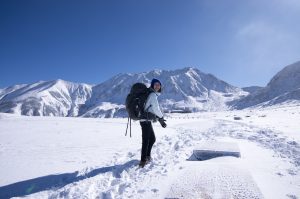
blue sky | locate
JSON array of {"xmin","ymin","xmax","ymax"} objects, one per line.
[{"xmin": 1, "ymin": 0, "xmax": 300, "ymax": 88}]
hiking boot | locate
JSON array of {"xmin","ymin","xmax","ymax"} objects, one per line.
[{"xmin": 138, "ymin": 160, "xmax": 147, "ymax": 168}]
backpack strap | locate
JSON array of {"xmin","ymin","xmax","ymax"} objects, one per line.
[{"xmin": 143, "ymin": 89, "xmax": 154, "ymax": 113}]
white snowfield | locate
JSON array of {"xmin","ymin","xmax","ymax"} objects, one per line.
[{"xmin": 0, "ymin": 105, "xmax": 300, "ymax": 199}]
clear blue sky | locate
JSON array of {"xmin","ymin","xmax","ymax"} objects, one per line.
[{"xmin": 1, "ymin": 0, "xmax": 300, "ymax": 88}]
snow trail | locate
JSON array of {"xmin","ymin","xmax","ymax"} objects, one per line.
[{"xmin": 14, "ymin": 119, "xmax": 300, "ymax": 198}]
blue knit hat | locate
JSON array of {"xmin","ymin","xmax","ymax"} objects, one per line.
[{"xmin": 150, "ymin": 78, "xmax": 162, "ymax": 92}]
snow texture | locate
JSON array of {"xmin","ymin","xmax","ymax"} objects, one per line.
[{"xmin": 0, "ymin": 105, "xmax": 299, "ymax": 198}]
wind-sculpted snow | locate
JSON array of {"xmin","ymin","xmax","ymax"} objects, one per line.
[{"xmin": 209, "ymin": 120, "xmax": 300, "ymax": 168}]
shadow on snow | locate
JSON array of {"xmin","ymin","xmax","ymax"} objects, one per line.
[{"xmin": 0, "ymin": 159, "xmax": 139, "ymax": 199}]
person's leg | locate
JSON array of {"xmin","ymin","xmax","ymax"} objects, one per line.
[
  {"xmin": 146, "ymin": 122, "xmax": 156, "ymax": 158},
  {"xmin": 140, "ymin": 121, "xmax": 151, "ymax": 162}
]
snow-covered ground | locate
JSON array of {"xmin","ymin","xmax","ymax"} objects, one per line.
[{"xmin": 0, "ymin": 105, "xmax": 300, "ymax": 198}]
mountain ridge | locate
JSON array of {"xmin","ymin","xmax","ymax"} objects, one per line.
[
  {"xmin": 80, "ymin": 67, "xmax": 245, "ymax": 117},
  {"xmin": 231, "ymin": 61, "xmax": 300, "ymax": 109},
  {"xmin": 1, "ymin": 62, "xmax": 300, "ymax": 117}
]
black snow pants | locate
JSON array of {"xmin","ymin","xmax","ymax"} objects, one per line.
[{"xmin": 140, "ymin": 121, "xmax": 156, "ymax": 162}]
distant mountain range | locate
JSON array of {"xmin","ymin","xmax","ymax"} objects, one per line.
[
  {"xmin": 0, "ymin": 80, "xmax": 92, "ymax": 116},
  {"xmin": 1, "ymin": 61, "xmax": 299, "ymax": 117}
]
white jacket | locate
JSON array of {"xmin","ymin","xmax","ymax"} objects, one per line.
[{"xmin": 140, "ymin": 91, "xmax": 163, "ymax": 121}]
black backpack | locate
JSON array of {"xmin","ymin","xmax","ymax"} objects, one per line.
[
  {"xmin": 125, "ymin": 83, "xmax": 153, "ymax": 137},
  {"xmin": 125, "ymin": 83, "xmax": 152, "ymax": 120}
]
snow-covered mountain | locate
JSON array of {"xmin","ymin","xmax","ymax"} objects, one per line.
[
  {"xmin": 0, "ymin": 67, "xmax": 246, "ymax": 117},
  {"xmin": 0, "ymin": 80, "xmax": 92, "ymax": 116},
  {"xmin": 0, "ymin": 84, "xmax": 28, "ymax": 100},
  {"xmin": 2, "ymin": 62, "xmax": 299, "ymax": 118},
  {"xmin": 80, "ymin": 67, "xmax": 246, "ymax": 117},
  {"xmin": 232, "ymin": 61, "xmax": 300, "ymax": 109}
]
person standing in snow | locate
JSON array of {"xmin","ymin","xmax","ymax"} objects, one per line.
[{"xmin": 139, "ymin": 78, "xmax": 167, "ymax": 168}]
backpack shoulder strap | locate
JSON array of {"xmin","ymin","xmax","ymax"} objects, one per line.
[{"xmin": 143, "ymin": 88, "xmax": 155, "ymax": 112}]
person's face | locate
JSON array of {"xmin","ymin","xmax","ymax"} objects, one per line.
[{"xmin": 153, "ymin": 82, "xmax": 161, "ymax": 92}]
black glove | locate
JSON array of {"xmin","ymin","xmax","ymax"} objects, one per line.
[{"xmin": 158, "ymin": 117, "xmax": 167, "ymax": 128}]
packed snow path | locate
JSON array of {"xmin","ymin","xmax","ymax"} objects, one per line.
[{"xmin": 0, "ymin": 112, "xmax": 299, "ymax": 198}]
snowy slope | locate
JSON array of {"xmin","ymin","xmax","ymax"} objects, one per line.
[
  {"xmin": 0, "ymin": 67, "xmax": 246, "ymax": 118},
  {"xmin": 1, "ymin": 61, "xmax": 300, "ymax": 118},
  {"xmin": 0, "ymin": 84, "xmax": 28, "ymax": 100},
  {"xmin": 242, "ymin": 86, "xmax": 263, "ymax": 94},
  {"xmin": 80, "ymin": 67, "xmax": 246, "ymax": 117},
  {"xmin": 232, "ymin": 61, "xmax": 300, "ymax": 109},
  {"xmin": 0, "ymin": 80, "xmax": 92, "ymax": 116},
  {"xmin": 0, "ymin": 106, "xmax": 299, "ymax": 198}
]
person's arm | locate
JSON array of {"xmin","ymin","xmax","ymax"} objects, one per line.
[{"xmin": 148, "ymin": 93, "xmax": 163, "ymax": 118}]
